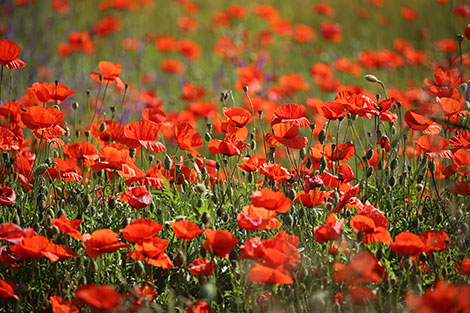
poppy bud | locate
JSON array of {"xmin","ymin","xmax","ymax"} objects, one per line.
[
  {"xmin": 404, "ymin": 257, "xmax": 413, "ymax": 271},
  {"xmin": 300, "ymin": 148, "xmax": 307, "ymax": 159},
  {"xmin": 243, "ymin": 86, "xmax": 249, "ymax": 93},
  {"xmin": 357, "ymin": 229, "xmax": 364, "ymax": 242},
  {"xmin": 376, "ymin": 248, "xmax": 383, "ymax": 260},
  {"xmin": 110, "ymin": 105, "xmax": 116, "ymax": 113},
  {"xmin": 458, "ymin": 83, "xmax": 468, "ymax": 95},
  {"xmin": 47, "ymin": 225, "xmax": 59, "ymax": 239},
  {"xmin": 200, "ymin": 246, "xmax": 207, "ymax": 258},
  {"xmin": 364, "ymin": 74, "xmax": 379, "ymax": 83},
  {"xmin": 324, "ymin": 202, "xmax": 334, "ymax": 213},
  {"xmin": 197, "ymin": 199, "xmax": 204, "ymax": 208},
  {"xmin": 390, "ymin": 158, "xmax": 398, "ymax": 171},
  {"xmin": 428, "ymin": 159, "xmax": 436, "ymax": 173},
  {"xmin": 332, "ymin": 192, "xmax": 340, "ymax": 206},
  {"xmin": 377, "ymin": 160, "xmax": 383, "ymax": 171},
  {"xmin": 99, "ymin": 121, "xmax": 106, "ymax": 132},
  {"xmin": 250, "ymin": 140, "xmax": 256, "ymax": 150},
  {"xmin": 108, "ymin": 197, "xmax": 115, "ymax": 209},
  {"xmin": 174, "ymin": 251, "xmax": 185, "ymax": 267},
  {"xmin": 78, "ymin": 276, "xmax": 87, "ymax": 285},
  {"xmin": 90, "ymin": 260, "xmax": 99, "ymax": 272},
  {"xmin": 388, "ymin": 175, "xmax": 396, "ymax": 187},
  {"xmin": 200, "ymin": 282, "xmax": 217, "ymax": 300},
  {"xmin": 457, "ymin": 33, "xmax": 464, "ymax": 43},
  {"xmin": 223, "ymin": 213, "xmax": 229, "ymax": 223},
  {"xmin": 305, "ymin": 157, "xmax": 312, "ymax": 169},
  {"xmin": 75, "ymin": 130, "xmax": 81, "ymax": 138},
  {"xmin": 416, "ymin": 184, "xmax": 423, "ymax": 192},
  {"xmin": 34, "ymin": 164, "xmax": 49, "ymax": 177},
  {"xmin": 318, "ymin": 129, "xmax": 326, "ymax": 144},
  {"xmin": 229, "ymin": 248, "xmax": 238, "ymax": 261},
  {"xmin": 163, "ymin": 154, "xmax": 172, "ymax": 171},
  {"xmin": 195, "ymin": 183, "xmax": 206, "ymax": 194},
  {"xmin": 319, "ymin": 156, "xmax": 327, "ymax": 172},
  {"xmin": 366, "ymin": 166, "xmax": 373, "ymax": 178},
  {"xmin": 72, "ymin": 102, "xmax": 79, "ymax": 110},
  {"xmin": 134, "ymin": 261, "xmax": 145, "ymax": 276},
  {"xmin": 416, "ymin": 174, "xmax": 424, "ymax": 183},
  {"xmin": 366, "ymin": 149, "xmax": 373, "ymax": 160},
  {"xmin": 84, "ymin": 130, "xmax": 90, "ymax": 138},
  {"xmin": 204, "ymin": 132, "xmax": 212, "ymax": 141},
  {"xmin": 201, "ymin": 211, "xmax": 210, "ymax": 225},
  {"xmin": 258, "ymin": 110, "xmax": 263, "ymax": 118}
]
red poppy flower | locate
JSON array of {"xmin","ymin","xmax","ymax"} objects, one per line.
[
  {"xmin": 21, "ymin": 106, "xmax": 63, "ymax": 130},
  {"xmin": 92, "ymin": 15, "xmax": 122, "ymax": 37},
  {"xmin": 350, "ymin": 215, "xmax": 391, "ymax": 244},
  {"xmin": 404, "ymin": 109, "xmax": 442, "ymax": 134},
  {"xmin": 265, "ymin": 122, "xmax": 308, "ymax": 149},
  {"xmin": 314, "ymin": 2, "xmax": 336, "ymax": 17},
  {"xmin": 31, "ymin": 81, "xmax": 75, "ymax": 102},
  {"xmin": 320, "ymin": 21, "xmax": 342, "ymax": 42},
  {"xmin": 63, "ymin": 141, "xmax": 98, "ymax": 161},
  {"xmin": 169, "ymin": 220, "xmax": 203, "ymax": 241},
  {"xmin": 260, "ymin": 163, "xmax": 291, "ymax": 181},
  {"xmin": 251, "ymin": 189, "xmax": 291, "ymax": 213},
  {"xmin": 127, "ymin": 236, "xmax": 173, "ymax": 269},
  {"xmin": 237, "ymin": 155, "xmax": 266, "ymax": 172},
  {"xmin": 0, "ymin": 222, "xmax": 34, "ymax": 244},
  {"xmin": 119, "ymin": 186, "xmax": 152, "ymax": 209},
  {"xmin": 0, "ymin": 279, "xmax": 18, "ymax": 300},
  {"xmin": 400, "ymin": 7, "xmax": 418, "ymax": 21},
  {"xmin": 414, "ymin": 135, "xmax": 452, "ymax": 158},
  {"xmin": 90, "ymin": 145, "xmax": 134, "ymax": 173},
  {"xmin": 405, "ymin": 281, "xmax": 470, "ymax": 313},
  {"xmin": 323, "ymin": 142, "xmax": 355, "ymax": 162},
  {"xmin": 247, "ymin": 263, "xmax": 294, "ymax": 284},
  {"xmin": 294, "ymin": 189, "xmax": 331, "ymax": 207},
  {"xmin": 123, "ymin": 120, "xmax": 166, "ymax": 152},
  {"xmin": 161, "ymin": 58, "xmax": 186, "ymax": 74},
  {"xmin": 222, "ymin": 107, "xmax": 253, "ymax": 128},
  {"xmin": 0, "ymin": 187, "xmax": 16, "ymax": 206},
  {"xmin": 11, "ymin": 235, "xmax": 77, "ymax": 262},
  {"xmin": 50, "ymin": 295, "xmax": 79, "ymax": 313},
  {"xmin": 187, "ymin": 301, "xmax": 213, "ymax": 313},
  {"xmin": 0, "ymin": 39, "xmax": 26, "ymax": 69},
  {"xmin": 188, "ymin": 257, "xmax": 215, "ymax": 277},
  {"xmin": 82, "ymin": 229, "xmax": 130, "ymax": 258},
  {"xmin": 237, "ymin": 205, "xmax": 281, "ymax": 231},
  {"xmin": 119, "ymin": 218, "xmax": 163, "ymax": 244},
  {"xmin": 75, "ymin": 284, "xmax": 122, "ymax": 311},
  {"xmin": 424, "ymin": 68, "xmax": 460, "ymax": 98},
  {"xmin": 293, "ymin": 24, "xmax": 316, "ymax": 43},
  {"xmin": 389, "ymin": 232, "xmax": 425, "ymax": 256},
  {"xmin": 314, "ymin": 215, "xmax": 343, "ymax": 243},
  {"xmin": 90, "ymin": 61, "xmax": 125, "ymax": 88},
  {"xmin": 178, "ymin": 39, "xmax": 201, "ymax": 59},
  {"xmin": 203, "ymin": 229, "xmax": 239, "ymax": 258},
  {"xmin": 175, "ymin": 122, "xmax": 203, "ymax": 157},
  {"xmin": 420, "ymin": 230, "xmax": 449, "ymax": 253},
  {"xmin": 349, "ymin": 286, "xmax": 378, "ymax": 306},
  {"xmin": 208, "ymin": 134, "xmax": 249, "ymax": 156},
  {"xmin": 51, "ymin": 215, "xmax": 82, "ymax": 240},
  {"xmin": 0, "ymin": 126, "xmax": 22, "ymax": 151},
  {"xmin": 180, "ymin": 83, "xmax": 205, "ymax": 101},
  {"xmin": 333, "ymin": 251, "xmax": 386, "ymax": 286}
]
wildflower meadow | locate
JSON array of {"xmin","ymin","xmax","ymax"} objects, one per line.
[{"xmin": 1, "ymin": 0, "xmax": 470, "ymax": 312}]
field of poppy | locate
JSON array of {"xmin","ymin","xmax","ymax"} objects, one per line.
[{"xmin": 2, "ymin": 0, "xmax": 470, "ymax": 312}]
